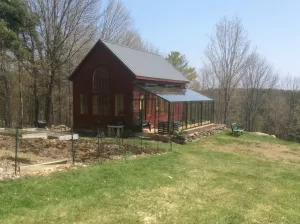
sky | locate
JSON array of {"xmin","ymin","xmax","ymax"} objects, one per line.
[{"xmin": 121, "ymin": 0, "xmax": 300, "ymax": 77}]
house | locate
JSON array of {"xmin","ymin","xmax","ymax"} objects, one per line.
[{"xmin": 69, "ymin": 40, "xmax": 214, "ymax": 134}]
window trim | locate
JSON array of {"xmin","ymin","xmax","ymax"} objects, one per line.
[
  {"xmin": 80, "ymin": 94, "xmax": 88, "ymax": 115},
  {"xmin": 115, "ymin": 94, "xmax": 124, "ymax": 116},
  {"xmin": 92, "ymin": 67, "xmax": 110, "ymax": 116}
]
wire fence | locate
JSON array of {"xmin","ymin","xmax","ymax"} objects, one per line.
[{"xmin": 0, "ymin": 128, "xmax": 172, "ymax": 177}]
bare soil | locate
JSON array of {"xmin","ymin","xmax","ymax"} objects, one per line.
[
  {"xmin": 0, "ymin": 135, "xmax": 162, "ymax": 180},
  {"xmin": 18, "ymin": 138, "xmax": 160, "ymax": 161},
  {"xmin": 209, "ymin": 141, "xmax": 300, "ymax": 163}
]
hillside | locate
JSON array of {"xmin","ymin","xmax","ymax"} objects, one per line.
[{"xmin": 1, "ymin": 131, "xmax": 300, "ymax": 223}]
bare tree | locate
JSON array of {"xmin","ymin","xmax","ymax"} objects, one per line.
[
  {"xmin": 204, "ymin": 16, "xmax": 250, "ymax": 124},
  {"xmin": 0, "ymin": 52, "xmax": 13, "ymax": 127},
  {"xmin": 99, "ymin": 0, "xmax": 132, "ymax": 42},
  {"xmin": 25, "ymin": 0, "xmax": 100, "ymax": 125},
  {"xmin": 142, "ymin": 41, "xmax": 160, "ymax": 54},
  {"xmin": 99, "ymin": 0, "xmax": 159, "ymax": 53},
  {"xmin": 241, "ymin": 51, "xmax": 278, "ymax": 131},
  {"xmin": 198, "ymin": 66, "xmax": 216, "ymax": 91},
  {"xmin": 116, "ymin": 29, "xmax": 144, "ymax": 48},
  {"xmin": 281, "ymin": 76, "xmax": 300, "ymax": 139}
]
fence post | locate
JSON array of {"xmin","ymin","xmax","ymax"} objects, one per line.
[
  {"xmin": 15, "ymin": 128, "xmax": 19, "ymax": 175},
  {"xmin": 71, "ymin": 128, "xmax": 75, "ymax": 164},
  {"xmin": 140, "ymin": 132, "xmax": 143, "ymax": 149},
  {"xmin": 97, "ymin": 127, "xmax": 100, "ymax": 151},
  {"xmin": 169, "ymin": 134, "xmax": 172, "ymax": 151}
]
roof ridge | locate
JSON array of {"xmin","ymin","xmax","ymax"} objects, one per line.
[{"xmin": 100, "ymin": 39, "xmax": 162, "ymax": 57}]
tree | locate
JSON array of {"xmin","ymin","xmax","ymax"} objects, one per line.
[
  {"xmin": 0, "ymin": 0, "xmax": 23, "ymax": 51},
  {"xmin": 0, "ymin": 53, "xmax": 13, "ymax": 127},
  {"xmin": 241, "ymin": 51, "xmax": 278, "ymax": 131},
  {"xmin": 0, "ymin": 0, "xmax": 159, "ymax": 128},
  {"xmin": 281, "ymin": 76, "xmax": 300, "ymax": 140},
  {"xmin": 23, "ymin": 0, "xmax": 99, "ymax": 125},
  {"xmin": 0, "ymin": 0, "xmax": 39, "ymax": 127},
  {"xmin": 99, "ymin": 0, "xmax": 132, "ymax": 43},
  {"xmin": 204, "ymin": 16, "xmax": 250, "ymax": 124},
  {"xmin": 166, "ymin": 51, "xmax": 198, "ymax": 88},
  {"xmin": 99, "ymin": 0, "xmax": 159, "ymax": 53}
]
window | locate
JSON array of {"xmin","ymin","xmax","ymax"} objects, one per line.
[
  {"xmin": 115, "ymin": 94, "xmax": 124, "ymax": 116},
  {"xmin": 93, "ymin": 95, "xmax": 99, "ymax": 115},
  {"xmin": 146, "ymin": 93, "xmax": 152, "ymax": 114},
  {"xmin": 80, "ymin": 94, "xmax": 88, "ymax": 114},
  {"xmin": 159, "ymin": 99, "xmax": 164, "ymax": 113},
  {"xmin": 93, "ymin": 95, "xmax": 110, "ymax": 115},
  {"xmin": 139, "ymin": 94, "xmax": 145, "ymax": 110},
  {"xmin": 93, "ymin": 67, "xmax": 109, "ymax": 94},
  {"xmin": 92, "ymin": 67, "xmax": 109, "ymax": 115},
  {"xmin": 158, "ymin": 99, "xmax": 168, "ymax": 113},
  {"xmin": 147, "ymin": 99, "xmax": 152, "ymax": 113},
  {"xmin": 102, "ymin": 96, "xmax": 110, "ymax": 115}
]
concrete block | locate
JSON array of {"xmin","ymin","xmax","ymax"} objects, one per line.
[
  {"xmin": 48, "ymin": 133, "xmax": 79, "ymax": 140},
  {"xmin": 58, "ymin": 134, "xmax": 79, "ymax": 140},
  {"xmin": 22, "ymin": 133, "xmax": 48, "ymax": 139},
  {"xmin": 22, "ymin": 128, "xmax": 38, "ymax": 131}
]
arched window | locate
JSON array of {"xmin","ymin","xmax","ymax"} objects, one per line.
[
  {"xmin": 93, "ymin": 67, "xmax": 109, "ymax": 94},
  {"xmin": 92, "ymin": 67, "xmax": 109, "ymax": 115}
]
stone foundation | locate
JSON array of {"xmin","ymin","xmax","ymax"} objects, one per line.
[{"xmin": 172, "ymin": 124, "xmax": 226, "ymax": 144}]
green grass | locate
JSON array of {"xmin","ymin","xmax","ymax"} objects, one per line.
[{"xmin": 1, "ymin": 131, "xmax": 300, "ymax": 223}]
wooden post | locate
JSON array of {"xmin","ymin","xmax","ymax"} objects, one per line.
[
  {"xmin": 71, "ymin": 128, "xmax": 75, "ymax": 164},
  {"xmin": 157, "ymin": 99, "xmax": 160, "ymax": 133},
  {"xmin": 207, "ymin": 102, "xmax": 209, "ymax": 124},
  {"xmin": 185, "ymin": 103, "xmax": 188, "ymax": 130},
  {"xmin": 97, "ymin": 127, "xmax": 100, "ymax": 150},
  {"xmin": 212, "ymin": 101, "xmax": 215, "ymax": 123},
  {"xmin": 15, "ymin": 128, "xmax": 19, "ymax": 175},
  {"xmin": 197, "ymin": 102, "xmax": 200, "ymax": 126},
  {"xmin": 154, "ymin": 98, "xmax": 156, "ymax": 133},
  {"xmin": 167, "ymin": 102, "xmax": 171, "ymax": 134},
  {"xmin": 201, "ymin": 102, "xmax": 203, "ymax": 125}
]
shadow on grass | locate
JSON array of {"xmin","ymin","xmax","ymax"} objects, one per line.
[{"xmin": 225, "ymin": 132, "xmax": 242, "ymax": 137}]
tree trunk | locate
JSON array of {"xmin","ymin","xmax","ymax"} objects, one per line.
[
  {"xmin": 18, "ymin": 62, "xmax": 24, "ymax": 127},
  {"xmin": 58, "ymin": 77, "xmax": 62, "ymax": 124},
  {"xmin": 33, "ymin": 73, "xmax": 39, "ymax": 126},
  {"xmin": 45, "ymin": 70, "xmax": 55, "ymax": 126},
  {"xmin": 223, "ymin": 89, "xmax": 229, "ymax": 125},
  {"xmin": 3, "ymin": 76, "xmax": 12, "ymax": 127},
  {"xmin": 68, "ymin": 81, "xmax": 72, "ymax": 127}
]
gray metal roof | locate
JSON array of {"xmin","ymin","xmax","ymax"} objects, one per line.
[
  {"xmin": 102, "ymin": 41, "xmax": 189, "ymax": 82},
  {"xmin": 136, "ymin": 85, "xmax": 213, "ymax": 102}
]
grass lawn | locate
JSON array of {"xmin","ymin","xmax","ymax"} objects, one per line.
[{"xmin": 1, "ymin": 131, "xmax": 300, "ymax": 223}]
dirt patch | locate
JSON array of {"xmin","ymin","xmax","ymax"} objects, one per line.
[
  {"xmin": 1, "ymin": 155, "xmax": 33, "ymax": 164},
  {"xmin": 0, "ymin": 135, "xmax": 163, "ymax": 180},
  {"xmin": 0, "ymin": 135, "xmax": 14, "ymax": 150},
  {"xmin": 209, "ymin": 141, "xmax": 300, "ymax": 163},
  {"xmin": 250, "ymin": 142, "xmax": 298, "ymax": 161},
  {"xmin": 17, "ymin": 138, "xmax": 161, "ymax": 162}
]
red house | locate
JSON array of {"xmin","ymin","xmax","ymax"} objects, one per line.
[{"xmin": 69, "ymin": 40, "xmax": 214, "ymax": 134}]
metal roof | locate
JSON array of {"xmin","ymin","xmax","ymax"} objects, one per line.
[
  {"xmin": 102, "ymin": 41, "xmax": 189, "ymax": 82},
  {"xmin": 136, "ymin": 85, "xmax": 213, "ymax": 102}
]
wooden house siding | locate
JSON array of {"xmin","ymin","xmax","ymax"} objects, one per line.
[
  {"xmin": 72, "ymin": 43, "xmax": 135, "ymax": 129},
  {"xmin": 70, "ymin": 41, "xmax": 211, "ymax": 133}
]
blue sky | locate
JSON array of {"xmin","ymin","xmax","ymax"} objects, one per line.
[{"xmin": 121, "ymin": 0, "xmax": 300, "ymax": 77}]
